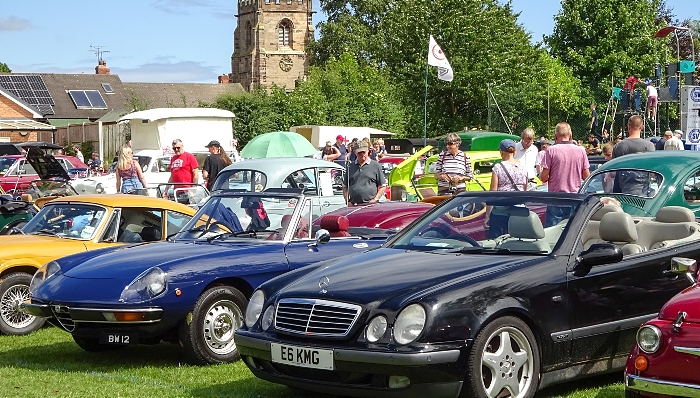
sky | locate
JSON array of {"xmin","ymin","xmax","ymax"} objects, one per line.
[{"xmin": 1, "ymin": 0, "xmax": 698, "ymax": 84}]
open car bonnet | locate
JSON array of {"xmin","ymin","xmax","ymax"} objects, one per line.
[
  {"xmin": 24, "ymin": 144, "xmax": 71, "ymax": 181},
  {"xmin": 387, "ymin": 145, "xmax": 433, "ymax": 187}
]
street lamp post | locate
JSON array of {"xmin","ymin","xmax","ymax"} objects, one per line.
[{"xmin": 654, "ymin": 26, "xmax": 695, "ymax": 133}]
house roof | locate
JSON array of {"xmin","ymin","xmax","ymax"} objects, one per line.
[
  {"xmin": 0, "ymin": 72, "xmax": 245, "ymax": 122},
  {"xmin": 0, "ymin": 87, "xmax": 43, "ymax": 118},
  {"xmin": 0, "ymin": 119, "xmax": 55, "ymax": 131}
]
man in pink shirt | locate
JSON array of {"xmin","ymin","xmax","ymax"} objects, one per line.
[{"xmin": 539, "ymin": 122, "xmax": 590, "ymax": 226}]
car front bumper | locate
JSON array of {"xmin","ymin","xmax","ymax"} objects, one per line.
[
  {"xmin": 23, "ymin": 301, "xmax": 163, "ymax": 324},
  {"xmin": 234, "ymin": 330, "xmax": 468, "ymax": 398},
  {"xmin": 626, "ymin": 373, "xmax": 700, "ymax": 396}
]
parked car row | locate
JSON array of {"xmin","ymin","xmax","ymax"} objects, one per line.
[{"xmin": 2, "ymin": 150, "xmax": 700, "ymax": 398}]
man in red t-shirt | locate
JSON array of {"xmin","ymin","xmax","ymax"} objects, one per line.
[{"xmin": 168, "ymin": 138, "xmax": 199, "ymax": 186}]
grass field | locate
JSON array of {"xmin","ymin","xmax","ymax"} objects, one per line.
[{"xmin": 0, "ymin": 326, "xmax": 625, "ymax": 397}]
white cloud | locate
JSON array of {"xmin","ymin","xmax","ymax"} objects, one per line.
[{"xmin": 0, "ymin": 16, "xmax": 32, "ymax": 31}]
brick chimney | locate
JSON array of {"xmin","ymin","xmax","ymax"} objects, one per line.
[
  {"xmin": 218, "ymin": 74, "xmax": 230, "ymax": 84},
  {"xmin": 95, "ymin": 60, "xmax": 110, "ymax": 75}
]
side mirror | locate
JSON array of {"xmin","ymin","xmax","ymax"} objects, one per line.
[
  {"xmin": 315, "ymin": 229, "xmax": 330, "ymax": 244},
  {"xmin": 669, "ymin": 257, "xmax": 697, "ymax": 284},
  {"xmin": 573, "ymin": 243, "xmax": 623, "ymax": 276}
]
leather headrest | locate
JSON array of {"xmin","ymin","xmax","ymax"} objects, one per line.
[
  {"xmin": 600, "ymin": 212, "xmax": 637, "ymax": 242},
  {"xmin": 655, "ymin": 206, "xmax": 694, "ymax": 223},
  {"xmin": 592, "ymin": 204, "xmax": 623, "ymax": 221},
  {"xmin": 319, "ymin": 215, "xmax": 349, "ymax": 232},
  {"xmin": 507, "ymin": 211, "xmax": 545, "ymax": 239}
]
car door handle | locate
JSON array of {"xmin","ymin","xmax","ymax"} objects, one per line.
[
  {"xmin": 322, "ymin": 201, "xmax": 330, "ymax": 207},
  {"xmin": 551, "ymin": 295, "xmax": 562, "ymax": 303}
]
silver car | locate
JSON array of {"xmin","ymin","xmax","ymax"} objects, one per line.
[{"xmin": 212, "ymin": 158, "xmax": 347, "ymax": 216}]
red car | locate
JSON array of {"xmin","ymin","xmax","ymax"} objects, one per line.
[
  {"xmin": 625, "ymin": 258, "xmax": 700, "ymax": 397},
  {"xmin": 313, "ymin": 201, "xmax": 435, "ymax": 231},
  {"xmin": 0, "ymin": 153, "xmax": 87, "ymax": 193}
]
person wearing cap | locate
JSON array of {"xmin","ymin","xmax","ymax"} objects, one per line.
[
  {"xmin": 73, "ymin": 144, "xmax": 84, "ymax": 163},
  {"xmin": 664, "ymin": 133, "xmax": 685, "ymax": 151},
  {"xmin": 674, "ymin": 130, "xmax": 684, "ymax": 139},
  {"xmin": 202, "ymin": 140, "xmax": 232, "ymax": 191},
  {"xmin": 343, "ymin": 140, "xmax": 386, "ymax": 206},
  {"xmin": 656, "ymin": 130, "xmax": 673, "ymax": 150},
  {"xmin": 485, "ymin": 139, "xmax": 529, "ymax": 238},
  {"xmin": 434, "ymin": 133, "xmax": 473, "ymax": 195},
  {"xmin": 168, "ymin": 139, "xmax": 199, "ymax": 190},
  {"xmin": 332, "ymin": 135, "xmax": 348, "ymax": 166},
  {"xmin": 540, "ymin": 122, "xmax": 590, "ymax": 226}
]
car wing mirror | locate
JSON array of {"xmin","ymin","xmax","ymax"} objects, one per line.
[
  {"xmin": 667, "ymin": 257, "xmax": 698, "ymax": 284},
  {"xmin": 315, "ymin": 229, "xmax": 330, "ymax": 244},
  {"xmin": 573, "ymin": 243, "xmax": 623, "ymax": 276}
]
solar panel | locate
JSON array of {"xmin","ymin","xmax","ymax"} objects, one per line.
[
  {"xmin": 0, "ymin": 74, "xmax": 55, "ymax": 114},
  {"xmin": 85, "ymin": 90, "xmax": 107, "ymax": 107},
  {"xmin": 68, "ymin": 89, "xmax": 107, "ymax": 109}
]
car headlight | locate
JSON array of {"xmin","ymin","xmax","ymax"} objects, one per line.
[
  {"xmin": 637, "ymin": 325, "xmax": 663, "ymax": 354},
  {"xmin": 95, "ymin": 183, "xmax": 104, "ymax": 193},
  {"xmin": 366, "ymin": 315, "xmax": 388, "ymax": 343},
  {"xmin": 30, "ymin": 261, "xmax": 61, "ymax": 293},
  {"xmin": 245, "ymin": 290, "xmax": 265, "ymax": 327},
  {"xmin": 393, "ymin": 304, "xmax": 426, "ymax": 345},
  {"xmin": 119, "ymin": 267, "xmax": 167, "ymax": 303},
  {"xmin": 261, "ymin": 305, "xmax": 275, "ymax": 330}
]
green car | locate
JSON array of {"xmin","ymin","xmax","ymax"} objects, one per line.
[
  {"xmin": 387, "ymin": 146, "xmax": 503, "ymax": 201},
  {"xmin": 437, "ymin": 131, "xmax": 521, "ymax": 151},
  {"xmin": 580, "ymin": 151, "xmax": 700, "ymax": 217}
]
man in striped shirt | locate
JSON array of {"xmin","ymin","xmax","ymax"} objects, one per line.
[{"xmin": 434, "ymin": 133, "xmax": 473, "ymax": 195}]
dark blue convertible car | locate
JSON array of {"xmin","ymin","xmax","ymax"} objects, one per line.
[{"xmin": 24, "ymin": 191, "xmax": 388, "ymax": 364}]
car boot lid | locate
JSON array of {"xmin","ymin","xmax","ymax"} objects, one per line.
[{"xmin": 24, "ymin": 145, "xmax": 71, "ymax": 181}]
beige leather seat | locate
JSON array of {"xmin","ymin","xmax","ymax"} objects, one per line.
[
  {"xmin": 599, "ymin": 212, "xmax": 644, "ymax": 255},
  {"xmin": 582, "ymin": 204, "xmax": 623, "ymax": 250},
  {"xmin": 637, "ymin": 206, "xmax": 698, "ymax": 250},
  {"xmin": 498, "ymin": 211, "xmax": 549, "ymax": 253}
]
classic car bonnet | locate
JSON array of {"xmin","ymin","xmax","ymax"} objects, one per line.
[
  {"xmin": 59, "ymin": 241, "xmax": 278, "ymax": 280},
  {"xmin": 659, "ymin": 283, "xmax": 700, "ymax": 323},
  {"xmin": 275, "ymin": 248, "xmax": 529, "ymax": 306}
]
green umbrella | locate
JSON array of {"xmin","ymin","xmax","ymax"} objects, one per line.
[{"xmin": 240, "ymin": 131, "xmax": 318, "ymax": 158}]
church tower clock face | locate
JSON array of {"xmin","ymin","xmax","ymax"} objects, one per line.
[
  {"xmin": 279, "ymin": 55, "xmax": 293, "ymax": 72},
  {"xmin": 231, "ymin": 0, "xmax": 312, "ymax": 90}
]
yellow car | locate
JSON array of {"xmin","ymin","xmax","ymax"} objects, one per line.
[{"xmin": 0, "ymin": 194, "xmax": 196, "ymax": 336}]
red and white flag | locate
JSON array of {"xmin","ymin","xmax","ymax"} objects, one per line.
[{"xmin": 427, "ymin": 35, "xmax": 453, "ymax": 82}]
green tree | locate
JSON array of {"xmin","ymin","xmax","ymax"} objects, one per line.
[
  {"xmin": 545, "ymin": 0, "xmax": 666, "ymax": 87},
  {"xmin": 0, "ymin": 62, "xmax": 10, "ymax": 73}
]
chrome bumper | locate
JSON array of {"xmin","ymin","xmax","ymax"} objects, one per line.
[
  {"xmin": 22, "ymin": 301, "xmax": 163, "ymax": 324},
  {"xmin": 626, "ymin": 373, "xmax": 700, "ymax": 396}
]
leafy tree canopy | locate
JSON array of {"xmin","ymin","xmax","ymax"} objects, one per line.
[{"xmin": 0, "ymin": 62, "xmax": 10, "ymax": 73}]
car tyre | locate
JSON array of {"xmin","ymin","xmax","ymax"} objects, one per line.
[
  {"xmin": 0, "ymin": 272, "xmax": 45, "ymax": 335},
  {"xmin": 624, "ymin": 389, "xmax": 642, "ymax": 398},
  {"xmin": 179, "ymin": 286, "xmax": 246, "ymax": 365},
  {"xmin": 72, "ymin": 335, "xmax": 126, "ymax": 352},
  {"xmin": 462, "ymin": 316, "xmax": 540, "ymax": 398}
]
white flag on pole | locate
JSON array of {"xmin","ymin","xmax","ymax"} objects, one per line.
[{"xmin": 427, "ymin": 35, "xmax": 453, "ymax": 82}]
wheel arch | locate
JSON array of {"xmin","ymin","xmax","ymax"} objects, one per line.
[
  {"xmin": 202, "ymin": 277, "xmax": 255, "ymax": 300},
  {"xmin": 475, "ymin": 298, "xmax": 545, "ymax": 358},
  {"xmin": 0, "ymin": 265, "xmax": 38, "ymax": 279}
]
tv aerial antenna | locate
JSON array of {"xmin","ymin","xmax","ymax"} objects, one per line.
[{"xmin": 89, "ymin": 45, "xmax": 110, "ymax": 62}]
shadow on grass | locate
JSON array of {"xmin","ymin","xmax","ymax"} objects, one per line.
[
  {"xmin": 536, "ymin": 372, "xmax": 624, "ymax": 397},
  {"xmin": 190, "ymin": 377, "xmax": 335, "ymax": 398}
]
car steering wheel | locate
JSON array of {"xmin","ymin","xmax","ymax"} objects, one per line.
[{"xmin": 445, "ymin": 234, "xmax": 480, "ymax": 247}]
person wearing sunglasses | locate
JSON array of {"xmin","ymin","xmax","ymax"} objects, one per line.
[
  {"xmin": 166, "ymin": 139, "xmax": 199, "ymax": 197},
  {"xmin": 434, "ymin": 133, "xmax": 472, "ymax": 195}
]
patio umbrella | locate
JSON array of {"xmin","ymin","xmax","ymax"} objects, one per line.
[{"xmin": 240, "ymin": 131, "xmax": 318, "ymax": 158}]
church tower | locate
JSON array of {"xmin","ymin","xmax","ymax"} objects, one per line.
[{"xmin": 231, "ymin": 0, "xmax": 313, "ymax": 91}]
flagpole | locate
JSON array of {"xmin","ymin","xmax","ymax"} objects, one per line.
[{"xmin": 423, "ymin": 61, "xmax": 429, "ymax": 147}]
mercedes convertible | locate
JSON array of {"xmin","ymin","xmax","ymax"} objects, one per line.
[{"xmin": 235, "ymin": 191, "xmax": 700, "ymax": 398}]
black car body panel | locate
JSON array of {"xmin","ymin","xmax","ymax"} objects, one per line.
[{"xmin": 235, "ymin": 192, "xmax": 699, "ymax": 397}]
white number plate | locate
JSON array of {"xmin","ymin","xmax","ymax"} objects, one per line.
[{"xmin": 270, "ymin": 343, "xmax": 334, "ymax": 370}]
